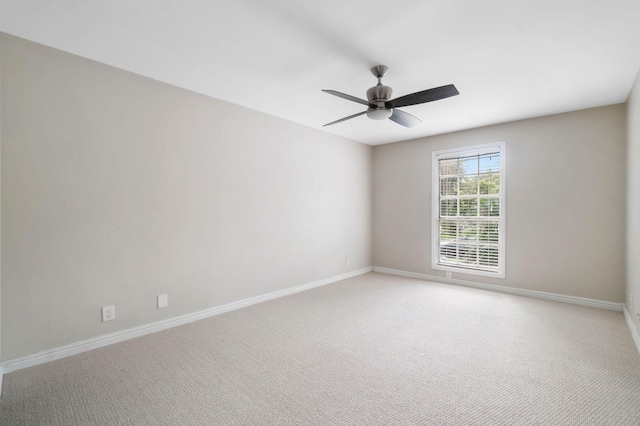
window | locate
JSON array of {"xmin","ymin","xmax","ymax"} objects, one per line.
[{"xmin": 432, "ymin": 142, "xmax": 505, "ymax": 278}]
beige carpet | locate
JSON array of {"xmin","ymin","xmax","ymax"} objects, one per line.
[{"xmin": 1, "ymin": 272, "xmax": 639, "ymax": 425}]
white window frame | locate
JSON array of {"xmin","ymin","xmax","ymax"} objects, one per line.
[{"xmin": 431, "ymin": 142, "xmax": 506, "ymax": 278}]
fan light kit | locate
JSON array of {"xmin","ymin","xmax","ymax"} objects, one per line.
[{"xmin": 322, "ymin": 65, "xmax": 459, "ymax": 128}]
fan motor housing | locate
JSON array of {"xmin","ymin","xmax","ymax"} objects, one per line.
[{"xmin": 367, "ymin": 84, "xmax": 392, "ymax": 103}]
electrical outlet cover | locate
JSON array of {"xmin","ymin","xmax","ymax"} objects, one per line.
[
  {"xmin": 158, "ymin": 294, "xmax": 168, "ymax": 308},
  {"xmin": 102, "ymin": 305, "xmax": 115, "ymax": 322}
]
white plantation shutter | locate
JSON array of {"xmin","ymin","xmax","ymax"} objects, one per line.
[{"xmin": 432, "ymin": 143, "xmax": 505, "ymax": 277}]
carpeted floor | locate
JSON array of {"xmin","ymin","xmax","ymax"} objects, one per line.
[{"xmin": 1, "ymin": 272, "xmax": 639, "ymax": 425}]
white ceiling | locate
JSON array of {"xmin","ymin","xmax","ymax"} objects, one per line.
[{"xmin": 1, "ymin": 0, "xmax": 639, "ymax": 145}]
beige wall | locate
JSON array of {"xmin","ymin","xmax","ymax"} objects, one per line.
[
  {"xmin": 0, "ymin": 52, "xmax": 2, "ymax": 360},
  {"xmin": 627, "ymin": 69, "xmax": 640, "ymax": 332},
  {"xmin": 0, "ymin": 33, "xmax": 373, "ymax": 361},
  {"xmin": 373, "ymin": 105, "xmax": 627, "ymax": 303},
  {"xmin": 0, "ymin": 29, "xmax": 634, "ymax": 362}
]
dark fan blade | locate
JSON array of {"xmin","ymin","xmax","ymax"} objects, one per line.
[
  {"xmin": 322, "ymin": 90, "xmax": 370, "ymax": 106},
  {"xmin": 323, "ymin": 110, "xmax": 367, "ymax": 127},
  {"xmin": 389, "ymin": 109, "xmax": 422, "ymax": 128},
  {"xmin": 386, "ymin": 84, "xmax": 459, "ymax": 109}
]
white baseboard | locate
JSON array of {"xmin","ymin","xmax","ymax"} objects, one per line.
[
  {"xmin": 373, "ymin": 266, "xmax": 624, "ymax": 312},
  {"xmin": 0, "ymin": 267, "xmax": 373, "ymax": 378},
  {"xmin": 623, "ymin": 306, "xmax": 640, "ymax": 354}
]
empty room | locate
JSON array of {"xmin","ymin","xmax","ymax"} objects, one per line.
[{"xmin": 1, "ymin": 1, "xmax": 640, "ymax": 424}]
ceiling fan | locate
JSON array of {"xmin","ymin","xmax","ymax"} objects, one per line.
[{"xmin": 322, "ymin": 65, "xmax": 459, "ymax": 128}]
